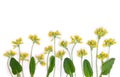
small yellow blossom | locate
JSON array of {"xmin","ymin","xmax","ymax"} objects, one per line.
[
  {"xmin": 20, "ymin": 52, "xmax": 29, "ymax": 61},
  {"xmin": 36, "ymin": 54, "xmax": 46, "ymax": 66},
  {"xmin": 36, "ymin": 54, "xmax": 45, "ymax": 61},
  {"xmin": 44, "ymin": 45, "xmax": 53, "ymax": 54},
  {"xmin": 97, "ymin": 52, "xmax": 109, "ymax": 60},
  {"xmin": 70, "ymin": 35, "xmax": 82, "ymax": 44},
  {"xmin": 103, "ymin": 38, "xmax": 116, "ymax": 47},
  {"xmin": 29, "ymin": 34, "xmax": 40, "ymax": 45},
  {"xmin": 12, "ymin": 37, "xmax": 23, "ymax": 48},
  {"xmin": 48, "ymin": 30, "xmax": 61, "ymax": 38},
  {"xmin": 94, "ymin": 27, "xmax": 108, "ymax": 39},
  {"xmin": 4, "ymin": 50, "xmax": 16, "ymax": 58},
  {"xmin": 40, "ymin": 61, "xmax": 46, "ymax": 66},
  {"xmin": 77, "ymin": 49, "xmax": 87, "ymax": 57},
  {"xmin": 87, "ymin": 40, "xmax": 97, "ymax": 49},
  {"xmin": 59, "ymin": 40, "xmax": 68, "ymax": 48},
  {"xmin": 56, "ymin": 50, "xmax": 65, "ymax": 59}
]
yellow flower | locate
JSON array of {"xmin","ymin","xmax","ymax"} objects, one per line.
[
  {"xmin": 87, "ymin": 40, "xmax": 97, "ymax": 49},
  {"xmin": 36, "ymin": 54, "xmax": 46, "ymax": 66},
  {"xmin": 70, "ymin": 35, "xmax": 82, "ymax": 44},
  {"xmin": 20, "ymin": 52, "xmax": 29, "ymax": 61},
  {"xmin": 44, "ymin": 45, "xmax": 53, "ymax": 54},
  {"xmin": 56, "ymin": 50, "xmax": 65, "ymax": 59},
  {"xmin": 12, "ymin": 37, "xmax": 23, "ymax": 48},
  {"xmin": 4, "ymin": 50, "xmax": 16, "ymax": 58},
  {"xmin": 40, "ymin": 61, "xmax": 46, "ymax": 66},
  {"xmin": 94, "ymin": 27, "xmax": 108, "ymax": 39},
  {"xmin": 59, "ymin": 40, "xmax": 68, "ymax": 48},
  {"xmin": 36, "ymin": 54, "xmax": 45, "ymax": 61},
  {"xmin": 77, "ymin": 49, "xmax": 87, "ymax": 57},
  {"xmin": 48, "ymin": 30, "xmax": 61, "ymax": 38},
  {"xmin": 103, "ymin": 38, "xmax": 116, "ymax": 47},
  {"xmin": 29, "ymin": 34, "xmax": 40, "ymax": 45},
  {"xmin": 97, "ymin": 52, "xmax": 109, "ymax": 60}
]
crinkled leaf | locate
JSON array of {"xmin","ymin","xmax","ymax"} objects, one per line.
[
  {"xmin": 10, "ymin": 57, "xmax": 22, "ymax": 75},
  {"xmin": 83, "ymin": 59, "xmax": 93, "ymax": 77}
]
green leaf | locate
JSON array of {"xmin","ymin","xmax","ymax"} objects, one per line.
[
  {"xmin": 47, "ymin": 55, "xmax": 55, "ymax": 77},
  {"xmin": 63, "ymin": 58, "xmax": 75, "ymax": 76},
  {"xmin": 10, "ymin": 57, "xmax": 22, "ymax": 75},
  {"xmin": 29, "ymin": 57, "xmax": 36, "ymax": 77},
  {"xmin": 101, "ymin": 58, "xmax": 115, "ymax": 75},
  {"xmin": 83, "ymin": 59, "xmax": 93, "ymax": 77}
]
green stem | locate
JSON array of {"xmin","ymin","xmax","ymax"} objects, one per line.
[
  {"xmin": 70, "ymin": 73, "xmax": 73, "ymax": 77},
  {"xmin": 108, "ymin": 46, "xmax": 111, "ymax": 59},
  {"xmin": 66, "ymin": 48, "xmax": 71, "ymax": 58},
  {"xmin": 99, "ymin": 74, "xmax": 102, "ymax": 77},
  {"xmin": 53, "ymin": 37, "xmax": 56, "ymax": 55},
  {"xmin": 81, "ymin": 57, "xmax": 84, "ymax": 77},
  {"xmin": 18, "ymin": 45, "xmax": 21, "ymax": 77},
  {"xmin": 60, "ymin": 58, "xmax": 62, "ymax": 77},
  {"xmin": 30, "ymin": 42, "xmax": 34, "ymax": 58},
  {"xmin": 31, "ymin": 75, "xmax": 33, "ymax": 77},
  {"xmin": 47, "ymin": 52, "xmax": 50, "ymax": 70},
  {"xmin": 96, "ymin": 38, "xmax": 100, "ymax": 77},
  {"xmin": 7, "ymin": 58, "xmax": 14, "ymax": 77},
  {"xmin": 22, "ymin": 61, "xmax": 24, "ymax": 77},
  {"xmin": 71, "ymin": 43, "xmax": 76, "ymax": 60},
  {"xmin": 108, "ymin": 46, "xmax": 111, "ymax": 77},
  {"xmin": 53, "ymin": 37, "xmax": 56, "ymax": 77},
  {"xmin": 17, "ymin": 73, "xmax": 20, "ymax": 77},
  {"xmin": 70, "ymin": 43, "xmax": 77, "ymax": 77},
  {"xmin": 18, "ymin": 45, "xmax": 21, "ymax": 63},
  {"xmin": 99, "ymin": 60, "xmax": 103, "ymax": 77},
  {"xmin": 71, "ymin": 43, "xmax": 76, "ymax": 77},
  {"xmin": 90, "ymin": 48, "xmax": 93, "ymax": 69}
]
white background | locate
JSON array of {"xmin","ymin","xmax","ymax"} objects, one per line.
[{"xmin": 0, "ymin": 0, "xmax": 120, "ymax": 77}]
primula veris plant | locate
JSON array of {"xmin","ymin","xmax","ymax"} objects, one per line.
[
  {"xmin": 94, "ymin": 27, "xmax": 108, "ymax": 77},
  {"xmin": 3, "ymin": 27, "xmax": 116, "ymax": 77}
]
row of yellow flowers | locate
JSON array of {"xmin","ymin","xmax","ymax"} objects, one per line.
[{"xmin": 3, "ymin": 27, "xmax": 116, "ymax": 77}]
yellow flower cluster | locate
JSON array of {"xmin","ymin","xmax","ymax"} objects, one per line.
[
  {"xmin": 97, "ymin": 52, "xmax": 109, "ymax": 60},
  {"xmin": 87, "ymin": 40, "xmax": 97, "ymax": 49},
  {"xmin": 44, "ymin": 45, "xmax": 53, "ymax": 54},
  {"xmin": 59, "ymin": 40, "xmax": 68, "ymax": 48},
  {"xmin": 20, "ymin": 52, "xmax": 29, "ymax": 61},
  {"xmin": 94, "ymin": 27, "xmax": 108, "ymax": 39},
  {"xmin": 77, "ymin": 49, "xmax": 87, "ymax": 57},
  {"xmin": 4, "ymin": 50, "xmax": 16, "ymax": 58},
  {"xmin": 103, "ymin": 38, "xmax": 116, "ymax": 47},
  {"xmin": 48, "ymin": 30, "xmax": 61, "ymax": 37},
  {"xmin": 12, "ymin": 37, "xmax": 23, "ymax": 48},
  {"xmin": 70, "ymin": 35, "xmax": 82, "ymax": 44},
  {"xmin": 36, "ymin": 54, "xmax": 46, "ymax": 66},
  {"xmin": 56, "ymin": 50, "xmax": 65, "ymax": 59},
  {"xmin": 29, "ymin": 34, "xmax": 40, "ymax": 45}
]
